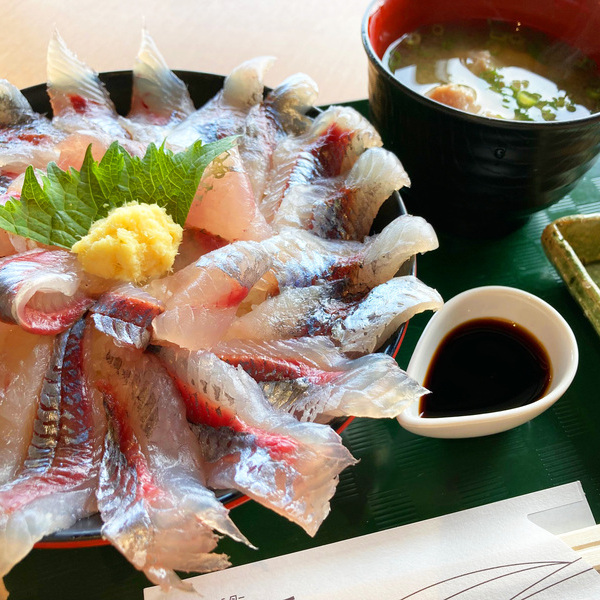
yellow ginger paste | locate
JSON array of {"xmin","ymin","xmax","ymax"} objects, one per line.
[{"xmin": 72, "ymin": 202, "xmax": 182, "ymax": 283}]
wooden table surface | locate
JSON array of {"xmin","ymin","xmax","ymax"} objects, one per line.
[{"xmin": 0, "ymin": 0, "xmax": 373, "ymax": 105}]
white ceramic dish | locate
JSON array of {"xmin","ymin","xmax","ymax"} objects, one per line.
[{"xmin": 398, "ymin": 286, "xmax": 579, "ymax": 438}]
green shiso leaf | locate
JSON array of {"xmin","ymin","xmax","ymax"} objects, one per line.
[{"xmin": 0, "ymin": 136, "xmax": 236, "ymax": 249}]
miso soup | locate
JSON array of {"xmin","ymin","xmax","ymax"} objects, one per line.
[{"xmin": 383, "ymin": 19, "xmax": 600, "ymax": 122}]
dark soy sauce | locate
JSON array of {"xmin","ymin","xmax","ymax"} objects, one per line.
[{"xmin": 420, "ymin": 318, "xmax": 552, "ymax": 418}]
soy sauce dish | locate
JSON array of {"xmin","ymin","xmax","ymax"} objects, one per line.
[{"xmin": 398, "ymin": 286, "xmax": 579, "ymax": 438}]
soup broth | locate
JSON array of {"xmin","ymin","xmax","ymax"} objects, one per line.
[{"xmin": 383, "ymin": 19, "xmax": 600, "ymax": 122}]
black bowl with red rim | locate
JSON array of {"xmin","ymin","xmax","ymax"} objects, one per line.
[{"xmin": 362, "ymin": 0, "xmax": 600, "ymax": 237}]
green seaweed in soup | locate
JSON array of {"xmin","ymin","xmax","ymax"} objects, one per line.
[{"xmin": 384, "ymin": 19, "xmax": 600, "ymax": 122}]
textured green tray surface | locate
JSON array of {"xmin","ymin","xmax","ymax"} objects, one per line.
[{"xmin": 7, "ymin": 100, "xmax": 600, "ymax": 599}]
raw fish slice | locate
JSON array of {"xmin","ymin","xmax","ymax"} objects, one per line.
[
  {"xmin": 121, "ymin": 30, "xmax": 195, "ymax": 145},
  {"xmin": 332, "ymin": 277, "xmax": 444, "ymax": 355},
  {"xmin": 147, "ymin": 241, "xmax": 272, "ymax": 350},
  {"xmin": 225, "ymin": 282, "xmax": 349, "ymax": 343},
  {"xmin": 185, "ymin": 146, "xmax": 273, "ymax": 241},
  {"xmin": 54, "ymin": 131, "xmax": 111, "ymax": 171},
  {"xmin": 274, "ymin": 147, "xmax": 410, "ymax": 240},
  {"xmin": 46, "ymin": 31, "xmax": 143, "ymax": 156},
  {"xmin": 239, "ymin": 73, "xmax": 318, "ymax": 201},
  {"xmin": 90, "ymin": 283, "xmax": 164, "ymax": 350},
  {"xmin": 240, "ymin": 230, "xmax": 362, "ymax": 309},
  {"xmin": 0, "ymin": 249, "xmax": 94, "ymax": 335},
  {"xmin": 260, "ymin": 105, "xmax": 382, "ymax": 223},
  {"xmin": 213, "ymin": 337, "xmax": 427, "ymax": 422},
  {"xmin": 130, "ymin": 30, "xmax": 195, "ymax": 119},
  {"xmin": 171, "ymin": 229, "xmax": 229, "ymax": 272},
  {"xmin": 249, "ymin": 214, "xmax": 437, "ymax": 304},
  {"xmin": 166, "ymin": 58, "xmax": 275, "ymax": 241},
  {"xmin": 0, "ymin": 80, "xmax": 34, "ymax": 126},
  {"xmin": 225, "ymin": 276, "xmax": 443, "ymax": 355},
  {"xmin": 0, "ymin": 79, "xmax": 67, "ymax": 183},
  {"xmin": 0, "ymin": 319, "xmax": 104, "ymax": 592},
  {"xmin": 0, "ymin": 324, "xmax": 53, "ymax": 485},
  {"xmin": 358, "ymin": 214, "xmax": 438, "ymax": 286},
  {"xmin": 156, "ymin": 347, "xmax": 356, "ymax": 535},
  {"xmin": 89, "ymin": 333, "xmax": 248, "ymax": 590},
  {"xmin": 166, "ymin": 56, "xmax": 275, "ymax": 150}
]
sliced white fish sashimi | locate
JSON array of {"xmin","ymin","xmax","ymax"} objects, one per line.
[
  {"xmin": 260, "ymin": 105, "xmax": 382, "ymax": 223},
  {"xmin": 252, "ymin": 214, "xmax": 438, "ymax": 300},
  {"xmin": 0, "ymin": 47, "xmax": 447, "ymax": 589},
  {"xmin": 332, "ymin": 276, "xmax": 444, "ymax": 355},
  {"xmin": 226, "ymin": 276, "xmax": 443, "ymax": 355},
  {"xmin": 0, "ymin": 79, "xmax": 66, "ymax": 183},
  {"xmin": 90, "ymin": 283, "xmax": 164, "ymax": 350},
  {"xmin": 0, "ymin": 324, "xmax": 53, "ymax": 485},
  {"xmin": 89, "ymin": 333, "xmax": 249, "ymax": 591},
  {"xmin": 131, "ymin": 30, "xmax": 196, "ymax": 120},
  {"xmin": 148, "ymin": 241, "xmax": 272, "ymax": 350},
  {"xmin": 239, "ymin": 72, "xmax": 319, "ymax": 201},
  {"xmin": 225, "ymin": 281, "xmax": 356, "ymax": 343},
  {"xmin": 185, "ymin": 146, "xmax": 273, "ymax": 242},
  {"xmin": 171, "ymin": 228, "xmax": 229, "ymax": 272},
  {"xmin": 167, "ymin": 58, "xmax": 275, "ymax": 242},
  {"xmin": 213, "ymin": 337, "xmax": 427, "ymax": 422},
  {"xmin": 121, "ymin": 30, "xmax": 195, "ymax": 145},
  {"xmin": 0, "ymin": 319, "xmax": 104, "ymax": 595},
  {"xmin": 166, "ymin": 56, "xmax": 275, "ymax": 150},
  {"xmin": 156, "ymin": 346, "xmax": 357, "ymax": 536},
  {"xmin": 46, "ymin": 31, "xmax": 143, "ymax": 156},
  {"xmin": 0, "ymin": 249, "xmax": 94, "ymax": 335},
  {"xmin": 359, "ymin": 214, "xmax": 438, "ymax": 285},
  {"xmin": 276, "ymin": 147, "xmax": 410, "ymax": 240}
]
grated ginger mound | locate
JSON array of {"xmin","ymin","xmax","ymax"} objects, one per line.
[{"xmin": 72, "ymin": 202, "xmax": 183, "ymax": 283}]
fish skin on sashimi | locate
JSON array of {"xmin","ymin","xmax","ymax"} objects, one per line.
[
  {"xmin": 0, "ymin": 324, "xmax": 53, "ymax": 485},
  {"xmin": 156, "ymin": 346, "xmax": 357, "ymax": 536},
  {"xmin": 292, "ymin": 147, "xmax": 411, "ymax": 241},
  {"xmin": 0, "ymin": 249, "xmax": 94, "ymax": 335},
  {"xmin": 120, "ymin": 30, "xmax": 195, "ymax": 146},
  {"xmin": 260, "ymin": 105, "xmax": 382, "ymax": 224},
  {"xmin": 239, "ymin": 72, "xmax": 319, "ymax": 202},
  {"xmin": 0, "ymin": 318, "xmax": 104, "ymax": 594},
  {"xmin": 251, "ymin": 214, "xmax": 438, "ymax": 304},
  {"xmin": 166, "ymin": 56, "xmax": 275, "ymax": 150},
  {"xmin": 148, "ymin": 241, "xmax": 272, "ymax": 350},
  {"xmin": 90, "ymin": 283, "xmax": 164, "ymax": 350},
  {"xmin": 89, "ymin": 334, "xmax": 249, "ymax": 591},
  {"xmin": 332, "ymin": 276, "xmax": 444, "ymax": 355},
  {"xmin": 0, "ymin": 79, "xmax": 66, "ymax": 182},
  {"xmin": 213, "ymin": 336, "xmax": 428, "ymax": 422},
  {"xmin": 46, "ymin": 31, "xmax": 144, "ymax": 157},
  {"xmin": 225, "ymin": 276, "xmax": 443, "ymax": 356}
]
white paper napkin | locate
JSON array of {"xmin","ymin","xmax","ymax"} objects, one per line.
[{"xmin": 145, "ymin": 481, "xmax": 600, "ymax": 600}]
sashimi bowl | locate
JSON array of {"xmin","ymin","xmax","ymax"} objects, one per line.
[{"xmin": 0, "ymin": 36, "xmax": 443, "ymax": 595}]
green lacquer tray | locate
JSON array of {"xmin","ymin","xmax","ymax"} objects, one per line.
[{"xmin": 7, "ymin": 100, "xmax": 600, "ymax": 600}]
